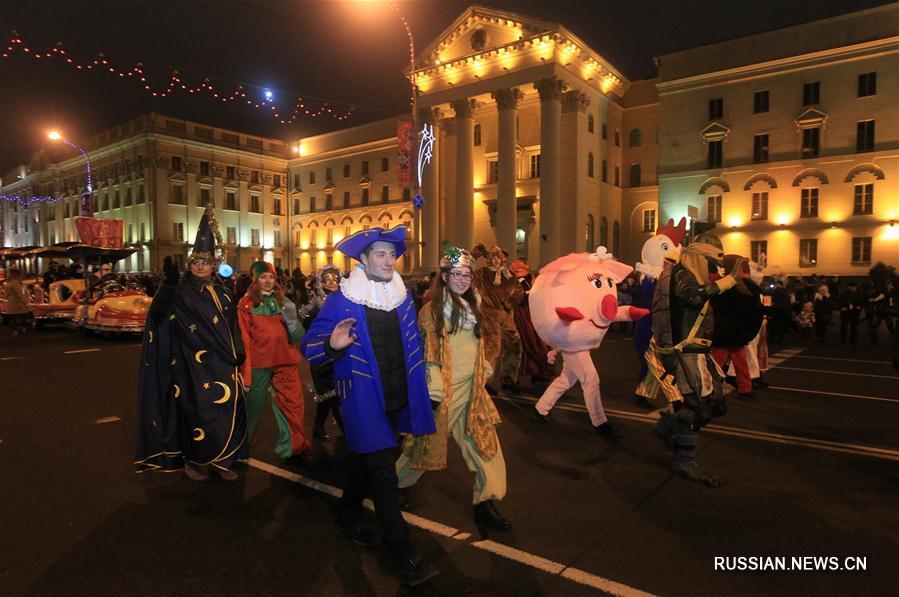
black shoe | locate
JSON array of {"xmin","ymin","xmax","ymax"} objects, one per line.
[
  {"xmin": 474, "ymin": 500, "xmax": 511, "ymax": 530},
  {"xmin": 313, "ymin": 425, "xmax": 333, "ymax": 443},
  {"xmin": 724, "ymin": 375, "xmax": 737, "ymax": 387},
  {"xmin": 530, "ymin": 408, "xmax": 551, "ymax": 424},
  {"xmin": 753, "ymin": 378, "xmax": 769, "ymax": 388},
  {"xmin": 398, "ymin": 488, "xmax": 412, "ymax": 511},
  {"xmin": 213, "ymin": 466, "xmax": 238, "ymax": 482},
  {"xmin": 184, "ymin": 461, "xmax": 210, "ymax": 482},
  {"xmin": 336, "ymin": 520, "xmax": 382, "ymax": 548},
  {"xmin": 594, "ymin": 421, "xmax": 619, "ymax": 437},
  {"xmin": 397, "ymin": 555, "xmax": 439, "ymax": 587}
]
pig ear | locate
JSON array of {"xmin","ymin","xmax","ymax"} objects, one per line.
[{"xmin": 603, "ymin": 260, "xmax": 634, "ymax": 282}]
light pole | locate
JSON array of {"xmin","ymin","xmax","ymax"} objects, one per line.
[{"xmin": 48, "ymin": 131, "xmax": 93, "ymax": 217}]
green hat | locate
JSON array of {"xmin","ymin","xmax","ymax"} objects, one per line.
[{"xmin": 249, "ymin": 261, "xmax": 276, "ymax": 281}]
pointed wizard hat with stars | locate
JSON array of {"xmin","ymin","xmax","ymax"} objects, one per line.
[{"xmin": 188, "ymin": 205, "xmax": 224, "ymax": 266}]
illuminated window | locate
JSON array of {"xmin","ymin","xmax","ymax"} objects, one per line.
[
  {"xmin": 751, "ymin": 241, "xmax": 767, "ymax": 263},
  {"xmin": 799, "ymin": 239, "xmax": 817, "ymax": 267},
  {"xmin": 642, "ymin": 209, "xmax": 656, "ymax": 233},
  {"xmin": 851, "ymin": 237, "xmax": 872, "ymax": 264},
  {"xmin": 707, "ymin": 195, "xmax": 722, "ymax": 223},
  {"xmin": 853, "ymin": 184, "xmax": 873, "ymax": 215},
  {"xmin": 751, "ymin": 192, "xmax": 768, "ymax": 221},
  {"xmin": 800, "ymin": 188, "xmax": 818, "ymax": 218}
]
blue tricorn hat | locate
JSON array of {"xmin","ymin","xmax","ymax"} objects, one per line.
[{"xmin": 336, "ymin": 226, "xmax": 407, "ymax": 261}]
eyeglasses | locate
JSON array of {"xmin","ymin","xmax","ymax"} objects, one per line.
[{"xmin": 448, "ymin": 272, "xmax": 473, "ymax": 281}]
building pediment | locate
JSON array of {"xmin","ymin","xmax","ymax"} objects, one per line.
[
  {"xmin": 289, "ymin": 189, "xmax": 303, "ymax": 198},
  {"xmin": 167, "ymin": 173, "xmax": 186, "ymax": 183},
  {"xmin": 417, "ymin": 6, "xmax": 553, "ymax": 68},
  {"xmin": 358, "ymin": 176, "xmax": 372, "ymax": 189},
  {"xmin": 322, "ymin": 182, "xmax": 336, "ymax": 193},
  {"xmin": 700, "ymin": 122, "xmax": 730, "ymax": 142},
  {"xmin": 271, "ymin": 186, "xmax": 285, "ymax": 196},
  {"xmin": 247, "ymin": 184, "xmax": 262, "ymax": 192},
  {"xmin": 224, "ymin": 180, "xmax": 239, "ymax": 190},
  {"xmin": 795, "ymin": 108, "xmax": 828, "ymax": 130}
]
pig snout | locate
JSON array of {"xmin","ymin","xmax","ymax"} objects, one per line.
[{"xmin": 600, "ymin": 294, "xmax": 618, "ymax": 320}]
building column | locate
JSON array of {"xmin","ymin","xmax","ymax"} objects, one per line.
[
  {"xmin": 417, "ymin": 106, "xmax": 441, "ymax": 270},
  {"xmin": 439, "ymin": 118, "xmax": 456, "ymax": 249},
  {"xmin": 560, "ymin": 90, "xmax": 591, "ymax": 255},
  {"xmin": 451, "ymin": 98, "xmax": 476, "ymax": 250},
  {"xmin": 535, "ymin": 77, "xmax": 565, "ymax": 266},
  {"xmin": 491, "ymin": 87, "xmax": 524, "ymax": 254}
]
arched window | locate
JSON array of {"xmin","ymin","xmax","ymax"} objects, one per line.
[
  {"xmin": 629, "ymin": 163, "xmax": 642, "ymax": 187},
  {"xmin": 600, "ymin": 217, "xmax": 608, "ymax": 247},
  {"xmin": 629, "ymin": 128, "xmax": 642, "ymax": 147},
  {"xmin": 587, "ymin": 114, "xmax": 595, "ymax": 134},
  {"xmin": 473, "ymin": 123, "xmax": 482, "ymax": 146},
  {"xmin": 587, "ymin": 152, "xmax": 595, "ymax": 178},
  {"xmin": 613, "ymin": 221, "xmax": 620, "ymax": 255},
  {"xmin": 585, "ymin": 214, "xmax": 595, "ymax": 252}
]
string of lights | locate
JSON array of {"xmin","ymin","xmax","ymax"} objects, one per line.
[{"xmin": 1, "ymin": 31, "xmax": 355, "ymax": 124}]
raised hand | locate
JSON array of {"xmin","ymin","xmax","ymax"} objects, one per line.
[{"xmin": 329, "ymin": 317, "xmax": 357, "ymax": 350}]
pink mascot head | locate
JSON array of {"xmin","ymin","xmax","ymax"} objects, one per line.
[{"xmin": 529, "ymin": 247, "xmax": 645, "ymax": 352}]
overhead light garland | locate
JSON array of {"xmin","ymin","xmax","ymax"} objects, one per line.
[
  {"xmin": 1, "ymin": 31, "xmax": 356, "ymax": 124},
  {"xmin": 0, "ymin": 194, "xmax": 63, "ymax": 207}
]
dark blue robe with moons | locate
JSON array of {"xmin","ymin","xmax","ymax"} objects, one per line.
[{"xmin": 135, "ymin": 277, "xmax": 248, "ymax": 471}]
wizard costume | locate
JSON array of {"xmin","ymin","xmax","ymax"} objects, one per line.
[
  {"xmin": 301, "ymin": 226, "xmax": 435, "ymax": 566},
  {"xmin": 135, "ymin": 210, "xmax": 247, "ymax": 473},
  {"xmin": 237, "ymin": 261, "xmax": 312, "ymax": 459}
]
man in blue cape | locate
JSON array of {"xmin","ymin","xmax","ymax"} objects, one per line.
[
  {"xmin": 302, "ymin": 226, "xmax": 438, "ymax": 587},
  {"xmin": 135, "ymin": 208, "xmax": 248, "ymax": 481}
]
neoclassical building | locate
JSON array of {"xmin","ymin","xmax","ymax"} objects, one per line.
[
  {"xmin": 3, "ymin": 4, "xmax": 896, "ymax": 276},
  {"xmin": 655, "ymin": 4, "xmax": 898, "ymax": 273}
]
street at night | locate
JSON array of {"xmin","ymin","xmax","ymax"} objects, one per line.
[{"xmin": 2, "ymin": 325, "xmax": 896, "ymax": 596}]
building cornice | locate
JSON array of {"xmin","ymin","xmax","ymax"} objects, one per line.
[{"xmin": 658, "ymin": 36, "xmax": 899, "ymax": 94}]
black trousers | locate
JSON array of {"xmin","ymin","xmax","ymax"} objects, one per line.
[
  {"xmin": 840, "ymin": 311, "xmax": 859, "ymax": 344},
  {"xmin": 338, "ymin": 409, "xmax": 410, "ymax": 562}
]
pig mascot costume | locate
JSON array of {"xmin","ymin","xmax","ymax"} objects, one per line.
[{"xmin": 529, "ymin": 247, "xmax": 649, "ymax": 436}]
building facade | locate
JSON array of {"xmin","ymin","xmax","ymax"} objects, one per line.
[
  {"xmin": 3, "ymin": 4, "xmax": 896, "ymax": 276},
  {"xmin": 656, "ymin": 4, "xmax": 899, "ymax": 274}
]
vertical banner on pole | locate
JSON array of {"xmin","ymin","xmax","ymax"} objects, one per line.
[{"xmin": 397, "ymin": 120, "xmax": 414, "ymax": 190}]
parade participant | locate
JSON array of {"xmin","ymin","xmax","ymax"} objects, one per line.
[
  {"xmin": 529, "ymin": 247, "xmax": 649, "ymax": 435},
  {"xmin": 709, "ymin": 255, "xmax": 763, "ymax": 400},
  {"xmin": 509, "ymin": 257, "xmax": 554, "ymax": 389},
  {"xmin": 728, "ymin": 258, "xmax": 770, "ymax": 387},
  {"xmin": 839, "ymin": 281, "xmax": 862, "ymax": 344},
  {"xmin": 634, "ymin": 219, "xmax": 686, "ymax": 381},
  {"xmin": 237, "ymin": 261, "xmax": 312, "ymax": 460},
  {"xmin": 638, "ymin": 232, "xmax": 742, "ymax": 487},
  {"xmin": 396, "ymin": 244, "xmax": 510, "ymax": 530},
  {"xmin": 300, "ymin": 264, "xmax": 345, "ymax": 442},
  {"xmin": 2, "ymin": 268, "xmax": 31, "ymax": 336},
  {"xmin": 301, "ymin": 226, "xmax": 438, "ymax": 587},
  {"xmin": 135, "ymin": 209, "xmax": 247, "ymax": 481},
  {"xmin": 474, "ymin": 244, "xmax": 523, "ymax": 392}
]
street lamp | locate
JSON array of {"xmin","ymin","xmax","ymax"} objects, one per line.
[{"xmin": 48, "ymin": 130, "xmax": 93, "ymax": 216}]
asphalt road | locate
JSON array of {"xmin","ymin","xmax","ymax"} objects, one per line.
[{"xmin": 1, "ymin": 322, "xmax": 897, "ymax": 596}]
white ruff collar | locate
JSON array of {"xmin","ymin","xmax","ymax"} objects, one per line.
[{"xmin": 340, "ymin": 265, "xmax": 407, "ymax": 311}]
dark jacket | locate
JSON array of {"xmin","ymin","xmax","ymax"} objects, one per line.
[{"xmin": 710, "ymin": 279, "xmax": 764, "ymax": 347}]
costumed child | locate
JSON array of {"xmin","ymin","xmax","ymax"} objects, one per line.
[
  {"xmin": 474, "ymin": 244, "xmax": 524, "ymax": 392},
  {"xmin": 135, "ymin": 209, "xmax": 248, "ymax": 481},
  {"xmin": 237, "ymin": 261, "xmax": 312, "ymax": 460},
  {"xmin": 396, "ymin": 244, "xmax": 510, "ymax": 530},
  {"xmin": 300, "ymin": 265, "xmax": 346, "ymax": 442},
  {"xmin": 508, "ymin": 257, "xmax": 555, "ymax": 390},
  {"xmin": 529, "ymin": 247, "xmax": 649, "ymax": 436}
]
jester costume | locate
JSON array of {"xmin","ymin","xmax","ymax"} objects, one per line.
[
  {"xmin": 237, "ymin": 261, "xmax": 312, "ymax": 459},
  {"xmin": 474, "ymin": 245, "xmax": 523, "ymax": 388},
  {"xmin": 135, "ymin": 211, "xmax": 248, "ymax": 475}
]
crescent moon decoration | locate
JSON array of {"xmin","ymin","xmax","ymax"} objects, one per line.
[
  {"xmin": 194, "ymin": 349, "xmax": 207, "ymax": 364},
  {"xmin": 213, "ymin": 381, "xmax": 231, "ymax": 404},
  {"xmin": 193, "ymin": 427, "xmax": 205, "ymax": 441},
  {"xmin": 148, "ymin": 330, "xmax": 154, "ymax": 343},
  {"xmin": 173, "ymin": 384, "xmax": 181, "ymax": 398}
]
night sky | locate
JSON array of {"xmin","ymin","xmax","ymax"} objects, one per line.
[{"xmin": 0, "ymin": 0, "xmax": 891, "ymax": 176}]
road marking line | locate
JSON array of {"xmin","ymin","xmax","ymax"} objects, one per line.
[
  {"xmin": 497, "ymin": 395, "xmax": 899, "ymax": 462},
  {"xmin": 247, "ymin": 458, "xmax": 656, "ymax": 595},
  {"xmin": 795, "ymin": 355, "xmax": 892, "ymax": 365},
  {"xmin": 92, "ymin": 416, "xmax": 122, "ymax": 424},
  {"xmin": 64, "ymin": 348, "xmax": 102, "ymax": 354},
  {"xmin": 0, "ymin": 356, "xmax": 21, "ymax": 361},
  {"xmin": 776, "ymin": 366, "xmax": 899, "ymax": 380},
  {"xmin": 767, "ymin": 386, "xmax": 899, "ymax": 403}
]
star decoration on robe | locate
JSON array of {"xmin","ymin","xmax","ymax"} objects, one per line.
[
  {"xmin": 171, "ymin": 359, "xmax": 177, "ymax": 365},
  {"xmin": 212, "ymin": 315, "xmax": 219, "ymax": 324},
  {"xmin": 169, "ymin": 314, "xmax": 176, "ymax": 320},
  {"xmin": 189, "ymin": 323, "xmax": 198, "ymax": 333},
  {"xmin": 203, "ymin": 382, "xmax": 210, "ymax": 389}
]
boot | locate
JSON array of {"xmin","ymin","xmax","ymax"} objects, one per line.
[
  {"xmin": 652, "ymin": 411, "xmax": 677, "ymax": 450},
  {"xmin": 398, "ymin": 488, "xmax": 413, "ymax": 511},
  {"xmin": 673, "ymin": 431, "xmax": 720, "ymax": 488},
  {"xmin": 184, "ymin": 461, "xmax": 210, "ymax": 482},
  {"xmin": 336, "ymin": 520, "xmax": 382, "ymax": 548},
  {"xmin": 213, "ymin": 466, "xmax": 238, "ymax": 483},
  {"xmin": 593, "ymin": 421, "xmax": 619, "ymax": 438},
  {"xmin": 530, "ymin": 407, "xmax": 551, "ymax": 424},
  {"xmin": 474, "ymin": 500, "xmax": 511, "ymax": 530},
  {"xmin": 396, "ymin": 555, "xmax": 439, "ymax": 587}
]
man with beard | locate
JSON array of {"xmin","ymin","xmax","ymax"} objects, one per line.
[
  {"xmin": 474, "ymin": 244, "xmax": 523, "ymax": 393},
  {"xmin": 135, "ymin": 209, "xmax": 247, "ymax": 481}
]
